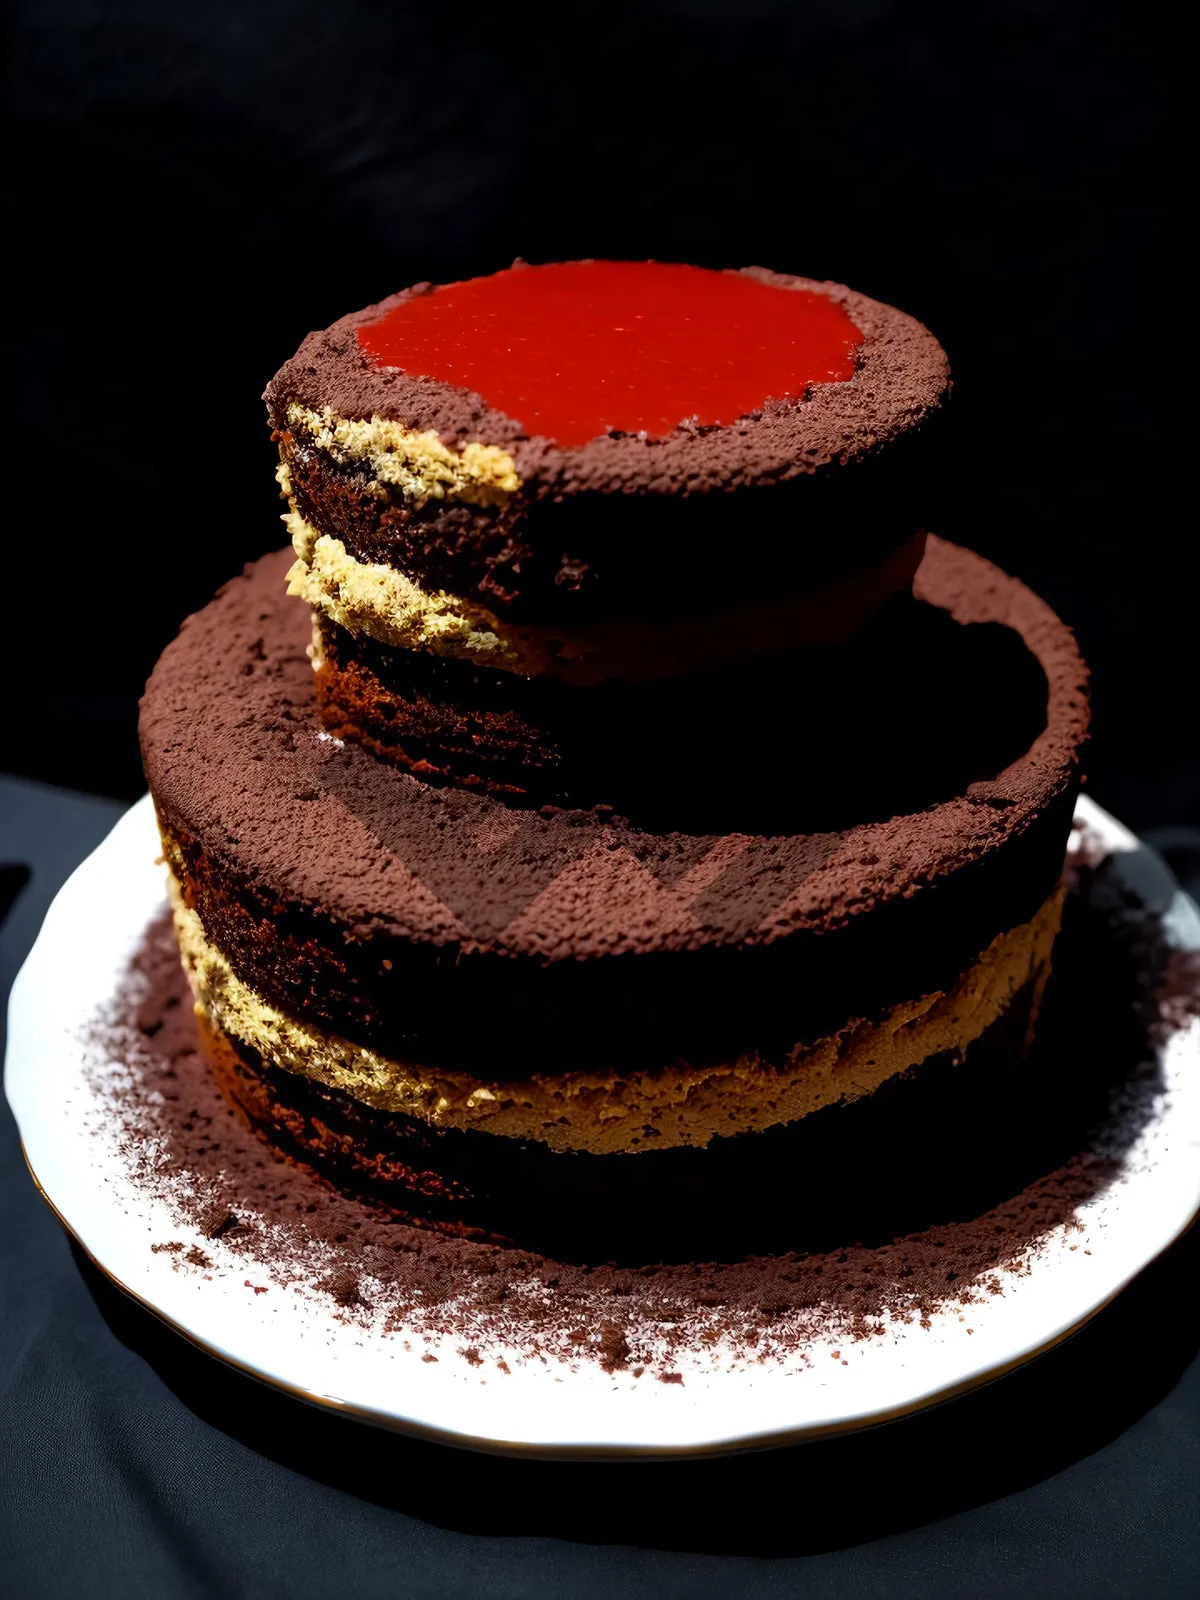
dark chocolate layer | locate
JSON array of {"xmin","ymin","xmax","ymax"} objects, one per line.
[
  {"xmin": 139, "ymin": 540, "xmax": 1088, "ymax": 1076},
  {"xmin": 201, "ymin": 978, "xmax": 1042, "ymax": 1263},
  {"xmin": 313, "ymin": 615, "xmax": 562, "ymax": 802},
  {"xmin": 313, "ymin": 583, "xmax": 1052, "ymax": 825},
  {"xmin": 266, "ymin": 267, "xmax": 951, "ymax": 623}
]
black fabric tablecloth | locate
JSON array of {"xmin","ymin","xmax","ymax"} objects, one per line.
[{"xmin": 2, "ymin": 773, "xmax": 1197, "ymax": 1599}]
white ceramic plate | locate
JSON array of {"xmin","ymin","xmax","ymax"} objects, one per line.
[{"xmin": 6, "ymin": 794, "xmax": 1199, "ymax": 1458}]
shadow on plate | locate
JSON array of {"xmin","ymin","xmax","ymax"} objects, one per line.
[{"xmin": 75, "ymin": 1221, "xmax": 1198, "ymax": 1559}]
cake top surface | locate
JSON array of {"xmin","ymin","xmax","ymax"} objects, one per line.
[
  {"xmin": 264, "ymin": 263, "xmax": 950, "ymax": 494},
  {"xmin": 353, "ymin": 261, "xmax": 861, "ymax": 448},
  {"xmin": 141, "ymin": 541, "xmax": 1088, "ymax": 965}
]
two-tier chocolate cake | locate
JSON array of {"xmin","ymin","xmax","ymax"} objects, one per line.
[{"xmin": 140, "ymin": 260, "xmax": 1089, "ymax": 1261}]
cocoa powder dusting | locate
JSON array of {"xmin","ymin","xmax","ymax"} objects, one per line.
[{"xmin": 79, "ymin": 840, "xmax": 1190, "ymax": 1379}]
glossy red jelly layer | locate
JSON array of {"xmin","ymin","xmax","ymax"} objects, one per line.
[{"xmin": 356, "ymin": 260, "xmax": 861, "ymax": 447}]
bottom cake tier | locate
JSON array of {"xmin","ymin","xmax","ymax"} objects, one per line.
[{"xmin": 180, "ymin": 880, "xmax": 1060, "ymax": 1261}]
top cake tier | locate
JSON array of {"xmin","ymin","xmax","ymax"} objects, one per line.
[{"xmin": 265, "ymin": 261, "xmax": 951, "ymax": 673}]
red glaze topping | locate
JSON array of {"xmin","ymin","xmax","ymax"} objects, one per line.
[{"xmin": 356, "ymin": 261, "xmax": 861, "ymax": 448}]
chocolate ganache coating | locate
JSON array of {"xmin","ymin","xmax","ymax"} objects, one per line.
[
  {"xmin": 139, "ymin": 539, "xmax": 1089, "ymax": 1078},
  {"xmin": 263, "ymin": 264, "xmax": 952, "ymax": 624}
]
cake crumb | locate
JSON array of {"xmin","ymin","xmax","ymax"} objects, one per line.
[
  {"xmin": 597, "ymin": 1323, "xmax": 630, "ymax": 1372},
  {"xmin": 318, "ymin": 1269, "xmax": 363, "ymax": 1308}
]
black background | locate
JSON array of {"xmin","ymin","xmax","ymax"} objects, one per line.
[{"xmin": 4, "ymin": 0, "xmax": 1193, "ymax": 828}]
